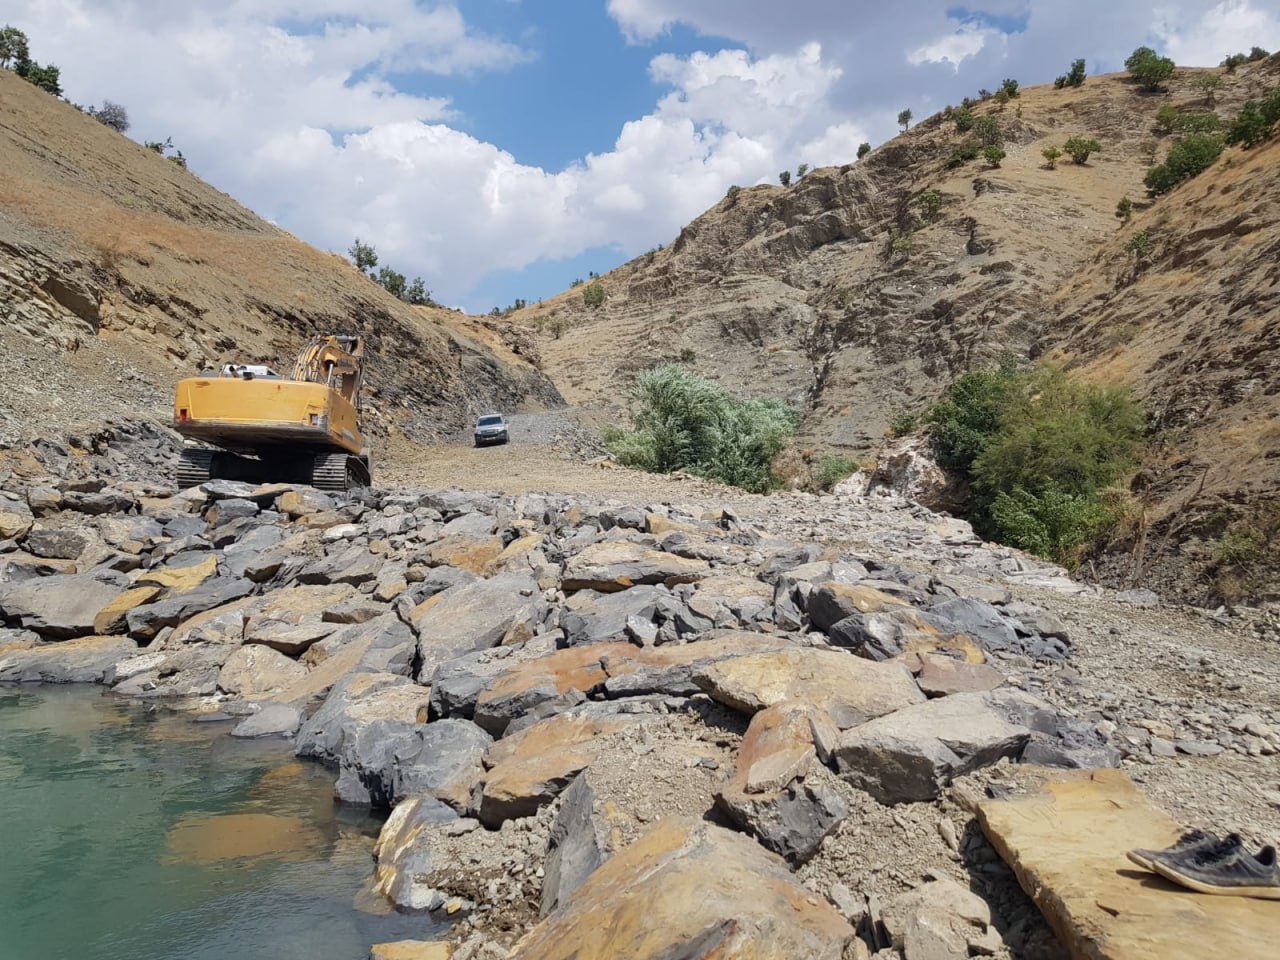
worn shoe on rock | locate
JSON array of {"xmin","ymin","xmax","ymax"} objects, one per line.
[
  {"xmin": 1126, "ymin": 828, "xmax": 1221, "ymax": 872},
  {"xmin": 1149, "ymin": 837, "xmax": 1280, "ymax": 900}
]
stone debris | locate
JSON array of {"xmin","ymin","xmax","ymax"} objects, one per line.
[{"xmin": 1, "ymin": 466, "xmax": 1275, "ymax": 960}]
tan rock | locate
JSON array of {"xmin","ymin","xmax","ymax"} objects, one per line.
[
  {"xmin": 514, "ymin": 817, "xmax": 854, "ymax": 959},
  {"xmin": 977, "ymin": 768, "xmax": 1280, "ymax": 960},
  {"xmin": 478, "ymin": 712, "xmax": 643, "ymax": 827},
  {"xmin": 217, "ymin": 644, "xmax": 308, "ymax": 699},
  {"xmin": 426, "ymin": 535, "xmax": 504, "ymax": 575},
  {"xmin": 370, "ymin": 942, "xmax": 453, "ymax": 960},
  {"xmin": 134, "ymin": 555, "xmax": 217, "ymax": 593},
  {"xmin": 243, "ymin": 584, "xmax": 354, "ymax": 655},
  {"xmin": 297, "ymin": 510, "xmax": 348, "ymax": 531},
  {"xmin": 92, "ymin": 586, "xmax": 162, "ymax": 635},
  {"xmin": 484, "ymin": 532, "xmax": 544, "ymax": 575},
  {"xmin": 644, "ymin": 512, "xmax": 705, "ymax": 536},
  {"xmin": 0, "ymin": 509, "xmax": 33, "ymax": 540},
  {"xmin": 561, "ymin": 540, "xmax": 709, "ymax": 593},
  {"xmin": 695, "ymin": 647, "xmax": 926, "ymax": 729},
  {"xmin": 156, "ymin": 598, "xmax": 253, "ymax": 648},
  {"xmin": 915, "ymin": 653, "xmax": 1005, "ymax": 697}
]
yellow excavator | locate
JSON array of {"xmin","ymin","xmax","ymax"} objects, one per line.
[{"xmin": 172, "ymin": 335, "xmax": 372, "ymax": 493}]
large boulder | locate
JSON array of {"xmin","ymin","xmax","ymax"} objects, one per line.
[
  {"xmin": 410, "ymin": 573, "xmax": 547, "ymax": 679},
  {"xmin": 514, "ymin": 817, "xmax": 855, "ymax": 959},
  {"xmin": 0, "ymin": 635, "xmax": 138, "ymax": 683},
  {"xmin": 561, "ymin": 540, "xmax": 709, "ymax": 593},
  {"xmin": 0, "ymin": 570, "xmax": 130, "ymax": 639},
  {"xmin": 559, "ymin": 585, "xmax": 669, "ymax": 647},
  {"xmin": 216, "ymin": 644, "xmax": 308, "ymax": 699},
  {"xmin": 714, "ymin": 701, "xmax": 848, "ymax": 866},
  {"xmin": 694, "ymin": 646, "xmax": 926, "ymax": 729},
  {"xmin": 125, "ymin": 577, "xmax": 255, "ymax": 641},
  {"xmin": 391, "ymin": 718, "xmax": 494, "ymax": 810},
  {"xmin": 832, "ymin": 689, "xmax": 1043, "ymax": 803}
]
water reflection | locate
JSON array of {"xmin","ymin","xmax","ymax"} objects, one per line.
[{"xmin": 0, "ymin": 685, "xmax": 444, "ymax": 960}]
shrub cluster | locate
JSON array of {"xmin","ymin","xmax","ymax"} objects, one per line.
[
  {"xmin": 348, "ymin": 238, "xmax": 434, "ymax": 306},
  {"xmin": 1054, "ymin": 59, "xmax": 1087, "ymax": 89},
  {"xmin": 1125, "ymin": 46, "xmax": 1176, "ymax": 92},
  {"xmin": 1143, "ymin": 133, "xmax": 1225, "ymax": 195},
  {"xmin": 921, "ymin": 361, "xmax": 1145, "ymax": 565},
  {"xmin": 604, "ymin": 364, "xmax": 800, "ymax": 493}
]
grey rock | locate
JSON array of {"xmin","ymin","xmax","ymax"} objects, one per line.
[
  {"xmin": 392, "ymin": 718, "xmax": 493, "ymax": 810},
  {"xmin": 718, "ymin": 775, "xmax": 849, "ymax": 866},
  {"xmin": 230, "ymin": 702, "xmax": 302, "ymax": 738},
  {"xmin": 427, "ymin": 635, "xmax": 559, "ymax": 720},
  {"xmin": 0, "ymin": 569, "xmax": 129, "ymax": 639},
  {"xmin": 125, "ymin": 577, "xmax": 254, "ymax": 641},
  {"xmin": 541, "ymin": 766, "xmax": 618, "ymax": 917},
  {"xmin": 413, "ymin": 573, "xmax": 547, "ymax": 679},
  {"xmin": 62, "ymin": 490, "xmax": 137, "ymax": 515},
  {"xmin": 207, "ymin": 498, "xmax": 260, "ymax": 524},
  {"xmin": 921, "ymin": 598, "xmax": 1020, "ymax": 654},
  {"xmin": 560, "ymin": 585, "xmax": 668, "ymax": 647},
  {"xmin": 296, "ymin": 544, "xmax": 383, "ymax": 586},
  {"xmin": 834, "ymin": 690, "xmax": 1041, "ymax": 803},
  {"xmin": 23, "ymin": 528, "xmax": 90, "ymax": 560},
  {"xmin": 0, "ymin": 635, "xmax": 137, "ymax": 683}
]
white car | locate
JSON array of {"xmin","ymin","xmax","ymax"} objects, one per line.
[{"xmin": 474, "ymin": 413, "xmax": 510, "ymax": 447}]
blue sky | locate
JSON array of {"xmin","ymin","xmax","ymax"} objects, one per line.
[{"xmin": 6, "ymin": 1, "xmax": 1280, "ymax": 313}]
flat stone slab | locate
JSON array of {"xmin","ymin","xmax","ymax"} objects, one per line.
[{"xmin": 976, "ymin": 768, "xmax": 1280, "ymax": 960}]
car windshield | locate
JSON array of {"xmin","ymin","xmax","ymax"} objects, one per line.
[{"xmin": 477, "ymin": 416, "xmax": 504, "ymax": 426}]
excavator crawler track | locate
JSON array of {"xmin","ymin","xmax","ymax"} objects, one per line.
[
  {"xmin": 311, "ymin": 451, "xmax": 371, "ymax": 493},
  {"xmin": 175, "ymin": 448, "xmax": 216, "ymax": 489}
]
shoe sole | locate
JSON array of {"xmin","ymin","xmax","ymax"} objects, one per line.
[
  {"xmin": 1126, "ymin": 850, "xmax": 1157, "ymax": 871},
  {"xmin": 1150, "ymin": 861, "xmax": 1280, "ymax": 900}
]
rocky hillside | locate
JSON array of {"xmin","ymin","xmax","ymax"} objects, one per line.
[
  {"xmin": 530, "ymin": 57, "xmax": 1280, "ymax": 598},
  {"xmin": 0, "ymin": 69, "xmax": 561, "ymax": 452}
]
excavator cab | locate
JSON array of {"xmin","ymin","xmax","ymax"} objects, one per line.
[{"xmin": 173, "ymin": 335, "xmax": 372, "ymax": 493}]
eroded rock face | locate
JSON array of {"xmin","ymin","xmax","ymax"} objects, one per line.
[{"xmin": 514, "ymin": 817, "xmax": 855, "ymax": 959}]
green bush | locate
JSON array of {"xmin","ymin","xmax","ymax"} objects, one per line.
[
  {"xmin": 582, "ymin": 282, "xmax": 606, "ymax": 307},
  {"xmin": 1154, "ymin": 105, "xmax": 1179, "ymax": 134},
  {"xmin": 983, "ymin": 145, "xmax": 1006, "ymax": 167},
  {"xmin": 857, "ymin": 142, "xmax": 871, "ymax": 159},
  {"xmin": 923, "ymin": 362, "xmax": 1145, "ymax": 565},
  {"xmin": 1063, "ymin": 136, "xmax": 1101, "ymax": 164},
  {"xmin": 1054, "ymin": 58, "xmax": 1086, "ymax": 89},
  {"xmin": 973, "ymin": 116, "xmax": 1002, "ymax": 146},
  {"xmin": 603, "ymin": 364, "xmax": 800, "ymax": 493},
  {"xmin": 1042, "ymin": 146, "xmax": 1062, "ymax": 169},
  {"xmin": 1115, "ymin": 196, "xmax": 1133, "ymax": 223},
  {"xmin": 1124, "ymin": 229, "xmax": 1152, "ymax": 260},
  {"xmin": 1144, "ymin": 133, "xmax": 1225, "ymax": 195},
  {"xmin": 953, "ymin": 107, "xmax": 974, "ymax": 133},
  {"xmin": 779, "ymin": 170, "xmax": 791, "ymax": 187},
  {"xmin": 916, "ymin": 190, "xmax": 943, "ymax": 221},
  {"xmin": 945, "ymin": 141, "xmax": 981, "ymax": 168},
  {"xmin": 1125, "ymin": 46, "xmax": 1175, "ymax": 92},
  {"xmin": 812, "ymin": 454, "xmax": 860, "ymax": 493},
  {"xmin": 1000, "ymin": 78, "xmax": 1020, "ymax": 99},
  {"xmin": 988, "ymin": 488, "xmax": 1114, "ymax": 566},
  {"xmin": 897, "ymin": 108, "xmax": 913, "ymax": 131},
  {"xmin": 1175, "ymin": 111, "xmax": 1221, "ymax": 134},
  {"xmin": 725, "ymin": 184, "xmax": 741, "ymax": 201},
  {"xmin": 1225, "ymin": 90, "xmax": 1280, "ymax": 148}
]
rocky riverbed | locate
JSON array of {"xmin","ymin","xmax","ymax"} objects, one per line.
[{"xmin": 2, "ymin": 438, "xmax": 1279, "ymax": 960}]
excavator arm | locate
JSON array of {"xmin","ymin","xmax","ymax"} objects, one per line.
[{"xmin": 290, "ymin": 335, "xmax": 366, "ymax": 407}]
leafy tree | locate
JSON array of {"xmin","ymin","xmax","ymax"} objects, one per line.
[
  {"xmin": 1154, "ymin": 105, "xmax": 1179, "ymax": 134},
  {"xmin": 1225, "ymin": 91, "xmax": 1280, "ymax": 148},
  {"xmin": 89, "ymin": 101, "xmax": 130, "ymax": 133},
  {"xmin": 857, "ymin": 142, "xmax": 871, "ymax": 159},
  {"xmin": 1249, "ymin": 46, "xmax": 1271, "ymax": 61},
  {"xmin": 1054, "ymin": 58, "xmax": 1087, "ymax": 88},
  {"xmin": 582, "ymin": 281, "xmax": 605, "ymax": 308},
  {"xmin": 404, "ymin": 277, "xmax": 432, "ymax": 305},
  {"xmin": 0, "ymin": 24, "xmax": 30, "ymax": 69},
  {"xmin": 1115, "ymin": 196, "xmax": 1133, "ymax": 223},
  {"xmin": 796, "ymin": 163, "xmax": 809, "ymax": 178},
  {"xmin": 1125, "ymin": 46, "xmax": 1175, "ymax": 92},
  {"xmin": 725, "ymin": 184, "xmax": 741, "ymax": 201},
  {"xmin": 993, "ymin": 88, "xmax": 1011, "ymax": 108},
  {"xmin": 1193, "ymin": 73, "xmax": 1222, "ymax": 107},
  {"xmin": 778, "ymin": 170, "xmax": 791, "ymax": 187},
  {"xmin": 915, "ymin": 190, "xmax": 943, "ymax": 221},
  {"xmin": 19, "ymin": 61, "xmax": 60, "ymax": 96},
  {"xmin": 1124, "ymin": 229, "xmax": 1152, "ymax": 261},
  {"xmin": 348, "ymin": 238, "xmax": 377, "ymax": 275},
  {"xmin": 945, "ymin": 141, "xmax": 981, "ymax": 168},
  {"xmin": 977, "ymin": 88, "xmax": 993, "ymax": 101},
  {"xmin": 973, "ymin": 116, "xmax": 1002, "ymax": 146},
  {"xmin": 897, "ymin": 108, "xmax": 913, "ymax": 131},
  {"xmin": 1041, "ymin": 146, "xmax": 1062, "ymax": 169},
  {"xmin": 376, "ymin": 266, "xmax": 406, "ymax": 299},
  {"xmin": 983, "ymin": 145, "xmax": 1006, "ymax": 167},
  {"xmin": 952, "ymin": 107, "xmax": 974, "ymax": 132},
  {"xmin": 1222, "ymin": 52, "xmax": 1249, "ymax": 72},
  {"xmin": 1143, "ymin": 133, "xmax": 1225, "ymax": 195},
  {"xmin": 1000, "ymin": 78, "xmax": 1020, "ymax": 98},
  {"xmin": 1174, "ymin": 111, "xmax": 1221, "ymax": 134},
  {"xmin": 988, "ymin": 488, "xmax": 1113, "ymax": 566},
  {"xmin": 1063, "ymin": 135, "xmax": 1101, "ymax": 164},
  {"xmin": 603, "ymin": 364, "xmax": 800, "ymax": 493}
]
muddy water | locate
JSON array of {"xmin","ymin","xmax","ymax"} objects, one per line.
[{"xmin": 0, "ymin": 685, "xmax": 443, "ymax": 960}]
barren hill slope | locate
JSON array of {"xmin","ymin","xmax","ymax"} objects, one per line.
[
  {"xmin": 0, "ymin": 69, "xmax": 560, "ymax": 451},
  {"xmin": 528, "ymin": 57, "xmax": 1279, "ymax": 596}
]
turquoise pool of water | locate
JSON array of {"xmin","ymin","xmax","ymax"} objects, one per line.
[{"xmin": 0, "ymin": 685, "xmax": 443, "ymax": 960}]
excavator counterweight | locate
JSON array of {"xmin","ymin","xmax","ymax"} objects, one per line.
[{"xmin": 172, "ymin": 335, "xmax": 371, "ymax": 492}]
